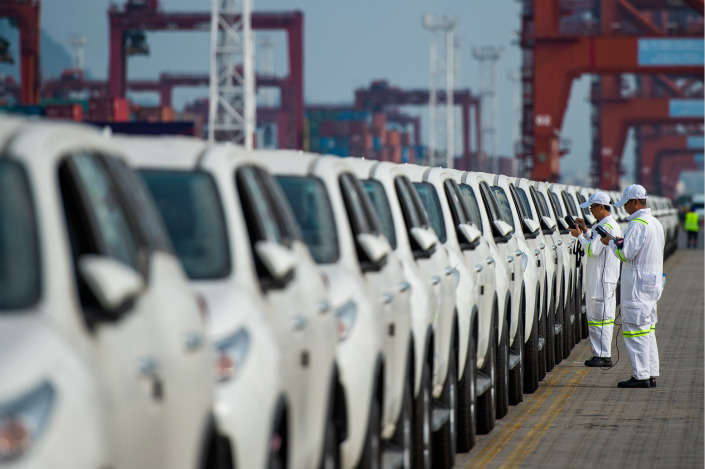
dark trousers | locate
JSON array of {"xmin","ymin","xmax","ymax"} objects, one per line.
[{"xmin": 687, "ymin": 230, "xmax": 699, "ymax": 247}]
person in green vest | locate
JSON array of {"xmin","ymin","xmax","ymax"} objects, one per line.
[{"xmin": 684, "ymin": 205, "xmax": 700, "ymax": 249}]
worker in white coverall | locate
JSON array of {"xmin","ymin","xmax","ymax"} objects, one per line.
[
  {"xmin": 569, "ymin": 191, "xmax": 621, "ymax": 368},
  {"xmin": 599, "ymin": 184, "xmax": 664, "ymax": 389}
]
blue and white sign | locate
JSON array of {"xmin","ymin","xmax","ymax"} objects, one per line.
[
  {"xmin": 669, "ymin": 99, "xmax": 704, "ymax": 117},
  {"xmin": 695, "ymin": 153, "xmax": 703, "ymax": 165},
  {"xmin": 638, "ymin": 39, "xmax": 704, "ymax": 66},
  {"xmin": 688, "ymin": 136, "xmax": 704, "ymax": 149}
]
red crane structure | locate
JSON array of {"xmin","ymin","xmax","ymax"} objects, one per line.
[
  {"xmin": 637, "ymin": 129, "xmax": 703, "ymax": 198},
  {"xmin": 591, "ymin": 74, "xmax": 704, "ymax": 191},
  {"xmin": 0, "ymin": 0, "xmax": 40, "ymax": 105},
  {"xmin": 519, "ymin": 0, "xmax": 704, "ymax": 185},
  {"xmin": 108, "ymin": 0, "xmax": 304, "ymax": 149},
  {"xmin": 353, "ymin": 81, "xmax": 482, "ymax": 170}
]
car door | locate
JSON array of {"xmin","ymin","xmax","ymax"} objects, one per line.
[
  {"xmin": 58, "ymin": 152, "xmax": 164, "ymax": 469},
  {"xmin": 107, "ymin": 157, "xmax": 214, "ymax": 468},
  {"xmin": 339, "ymin": 172, "xmax": 409, "ymax": 427}
]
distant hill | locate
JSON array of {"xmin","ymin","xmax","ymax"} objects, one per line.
[{"xmin": 0, "ymin": 20, "xmax": 85, "ymax": 81}]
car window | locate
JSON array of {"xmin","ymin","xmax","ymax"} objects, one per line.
[
  {"xmin": 340, "ymin": 173, "xmax": 374, "ymax": 236},
  {"xmin": 413, "ymin": 182, "xmax": 447, "ymax": 243},
  {"xmin": 106, "ymin": 157, "xmax": 172, "ymax": 253},
  {"xmin": 443, "ymin": 179, "xmax": 472, "ymax": 226},
  {"xmin": 70, "ymin": 154, "xmax": 140, "ymax": 271},
  {"xmin": 515, "ymin": 186, "xmax": 535, "ymax": 220},
  {"xmin": 458, "ymin": 184, "xmax": 484, "ymax": 234},
  {"xmin": 549, "ymin": 191, "xmax": 564, "ymax": 218},
  {"xmin": 237, "ymin": 166, "xmax": 291, "ymax": 248},
  {"xmin": 394, "ymin": 176, "xmax": 425, "ymax": 230},
  {"xmin": 0, "ymin": 161, "xmax": 40, "ymax": 310},
  {"xmin": 141, "ymin": 169, "xmax": 231, "ymax": 279},
  {"xmin": 576, "ymin": 193, "xmax": 591, "ymax": 219},
  {"xmin": 561, "ymin": 191, "xmax": 579, "ymax": 217},
  {"xmin": 362, "ymin": 179, "xmax": 397, "ymax": 249},
  {"xmin": 490, "ymin": 186, "xmax": 515, "ymax": 232},
  {"xmin": 277, "ymin": 175, "xmax": 339, "ymax": 264}
]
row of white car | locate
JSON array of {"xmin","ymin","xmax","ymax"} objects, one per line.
[{"xmin": 0, "ymin": 115, "xmax": 679, "ymax": 469}]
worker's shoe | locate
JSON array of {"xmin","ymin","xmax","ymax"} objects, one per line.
[
  {"xmin": 584, "ymin": 356, "xmax": 612, "ymax": 367},
  {"xmin": 650, "ymin": 377, "xmax": 657, "ymax": 388},
  {"xmin": 617, "ymin": 376, "xmax": 651, "ymax": 388}
]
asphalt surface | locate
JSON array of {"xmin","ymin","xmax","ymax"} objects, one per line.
[{"xmin": 453, "ymin": 237, "xmax": 704, "ymax": 469}]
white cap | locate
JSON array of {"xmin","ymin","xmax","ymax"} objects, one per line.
[
  {"xmin": 614, "ymin": 184, "xmax": 647, "ymax": 207},
  {"xmin": 579, "ymin": 191, "xmax": 611, "ymax": 208}
]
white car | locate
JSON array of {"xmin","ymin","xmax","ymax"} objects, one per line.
[
  {"xmin": 530, "ymin": 181, "xmax": 569, "ymax": 365},
  {"xmin": 453, "ymin": 171, "xmax": 524, "ymax": 421},
  {"xmin": 514, "ymin": 177, "xmax": 559, "ymax": 380},
  {"xmin": 116, "ymin": 136, "xmax": 340, "ymax": 469},
  {"xmin": 260, "ymin": 151, "xmax": 412, "ymax": 469},
  {"xmin": 490, "ymin": 174, "xmax": 544, "ymax": 395},
  {"xmin": 0, "ymin": 117, "xmax": 215, "ymax": 469},
  {"xmin": 347, "ymin": 158, "xmax": 466, "ymax": 465}
]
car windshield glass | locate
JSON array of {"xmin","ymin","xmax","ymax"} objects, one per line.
[
  {"xmin": 0, "ymin": 161, "xmax": 40, "ymax": 310},
  {"xmin": 140, "ymin": 170, "xmax": 231, "ymax": 280},
  {"xmin": 413, "ymin": 182, "xmax": 447, "ymax": 243},
  {"xmin": 491, "ymin": 186, "xmax": 515, "ymax": 231},
  {"xmin": 277, "ymin": 176, "xmax": 339, "ymax": 264},
  {"xmin": 362, "ymin": 179, "xmax": 396, "ymax": 249}
]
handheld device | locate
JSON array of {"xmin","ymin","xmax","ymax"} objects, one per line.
[
  {"xmin": 594, "ymin": 225, "xmax": 608, "ymax": 237},
  {"xmin": 564, "ymin": 215, "xmax": 577, "ymax": 229}
]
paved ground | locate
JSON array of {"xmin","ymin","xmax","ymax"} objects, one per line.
[{"xmin": 453, "ymin": 239, "xmax": 704, "ymax": 469}]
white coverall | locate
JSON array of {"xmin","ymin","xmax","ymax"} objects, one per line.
[
  {"xmin": 577, "ymin": 215, "xmax": 621, "ymax": 358},
  {"xmin": 608, "ymin": 208, "xmax": 664, "ymax": 380}
]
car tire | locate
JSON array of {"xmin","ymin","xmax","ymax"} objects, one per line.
[
  {"xmin": 495, "ymin": 315, "xmax": 510, "ymax": 419},
  {"xmin": 508, "ymin": 311, "xmax": 524, "ymax": 406},
  {"xmin": 475, "ymin": 320, "xmax": 496, "ymax": 435},
  {"xmin": 432, "ymin": 346, "xmax": 457, "ymax": 469},
  {"xmin": 523, "ymin": 298, "xmax": 540, "ymax": 394},
  {"xmin": 412, "ymin": 361, "xmax": 432, "ymax": 469},
  {"xmin": 456, "ymin": 330, "xmax": 476, "ymax": 452},
  {"xmin": 319, "ymin": 411, "xmax": 339, "ymax": 469},
  {"xmin": 546, "ymin": 286, "xmax": 556, "ymax": 372},
  {"xmin": 357, "ymin": 395, "xmax": 381, "ymax": 469},
  {"xmin": 393, "ymin": 371, "xmax": 413, "ymax": 469},
  {"xmin": 537, "ymin": 286, "xmax": 547, "ymax": 381},
  {"xmin": 554, "ymin": 282, "xmax": 564, "ymax": 365}
]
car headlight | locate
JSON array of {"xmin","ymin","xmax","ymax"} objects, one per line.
[
  {"xmin": 0, "ymin": 381, "xmax": 55, "ymax": 462},
  {"xmin": 214, "ymin": 329, "xmax": 250, "ymax": 383},
  {"xmin": 335, "ymin": 300, "xmax": 358, "ymax": 341},
  {"xmin": 521, "ymin": 252, "xmax": 528, "ymax": 272}
]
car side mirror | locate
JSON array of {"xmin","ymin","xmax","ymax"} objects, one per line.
[
  {"xmin": 409, "ymin": 226, "xmax": 437, "ymax": 252},
  {"xmin": 541, "ymin": 215, "xmax": 556, "ymax": 231},
  {"xmin": 78, "ymin": 255, "xmax": 145, "ymax": 316},
  {"xmin": 356, "ymin": 232, "xmax": 391, "ymax": 266},
  {"xmin": 255, "ymin": 240, "xmax": 297, "ymax": 284},
  {"xmin": 457, "ymin": 223, "xmax": 481, "ymax": 250},
  {"xmin": 521, "ymin": 218, "xmax": 540, "ymax": 236},
  {"xmin": 557, "ymin": 217, "xmax": 569, "ymax": 231},
  {"xmin": 492, "ymin": 219, "xmax": 513, "ymax": 238}
]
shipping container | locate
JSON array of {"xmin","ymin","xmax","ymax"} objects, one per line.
[
  {"xmin": 45, "ymin": 104, "xmax": 83, "ymax": 121},
  {"xmin": 87, "ymin": 121, "xmax": 196, "ymax": 136}
]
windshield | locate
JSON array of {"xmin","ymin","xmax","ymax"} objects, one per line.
[
  {"xmin": 0, "ymin": 161, "xmax": 40, "ymax": 310},
  {"xmin": 413, "ymin": 182, "xmax": 447, "ymax": 243},
  {"xmin": 277, "ymin": 176, "xmax": 339, "ymax": 264},
  {"xmin": 140, "ymin": 170, "xmax": 231, "ymax": 280},
  {"xmin": 362, "ymin": 179, "xmax": 397, "ymax": 249}
]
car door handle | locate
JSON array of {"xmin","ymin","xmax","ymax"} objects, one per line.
[
  {"xmin": 382, "ymin": 293, "xmax": 394, "ymax": 305},
  {"xmin": 137, "ymin": 357, "xmax": 160, "ymax": 378},
  {"xmin": 557, "ymin": 240, "xmax": 563, "ymax": 245},
  {"xmin": 444, "ymin": 267, "xmax": 455, "ymax": 276},
  {"xmin": 291, "ymin": 316, "xmax": 307, "ymax": 331},
  {"xmin": 398, "ymin": 281, "xmax": 411, "ymax": 293},
  {"xmin": 515, "ymin": 249, "xmax": 523, "ymax": 257},
  {"xmin": 506, "ymin": 256, "xmax": 514, "ymax": 263},
  {"xmin": 552, "ymin": 244, "xmax": 558, "ymax": 250},
  {"xmin": 183, "ymin": 332, "xmax": 204, "ymax": 352},
  {"xmin": 486, "ymin": 257, "xmax": 494, "ymax": 265},
  {"xmin": 475, "ymin": 264, "xmax": 483, "ymax": 273},
  {"xmin": 540, "ymin": 243, "xmax": 546, "ymax": 250},
  {"xmin": 317, "ymin": 300, "xmax": 331, "ymax": 314},
  {"xmin": 431, "ymin": 275, "xmax": 441, "ymax": 285},
  {"xmin": 534, "ymin": 249, "xmax": 541, "ymax": 256}
]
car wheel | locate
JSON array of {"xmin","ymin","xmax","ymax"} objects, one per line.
[
  {"xmin": 319, "ymin": 412, "xmax": 339, "ymax": 469},
  {"xmin": 475, "ymin": 318, "xmax": 496, "ymax": 435},
  {"xmin": 495, "ymin": 315, "xmax": 509, "ymax": 419},
  {"xmin": 537, "ymin": 286, "xmax": 547, "ymax": 381},
  {"xmin": 357, "ymin": 396, "xmax": 381, "ymax": 469},
  {"xmin": 508, "ymin": 312, "xmax": 524, "ymax": 406},
  {"xmin": 546, "ymin": 286, "xmax": 556, "ymax": 372},
  {"xmin": 523, "ymin": 298, "xmax": 540, "ymax": 394},
  {"xmin": 456, "ymin": 330, "xmax": 476, "ymax": 452},
  {"xmin": 432, "ymin": 346, "xmax": 457, "ymax": 469},
  {"xmin": 412, "ymin": 361, "xmax": 432, "ymax": 469},
  {"xmin": 393, "ymin": 373, "xmax": 413, "ymax": 469}
]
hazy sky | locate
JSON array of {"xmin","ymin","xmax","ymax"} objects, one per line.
[{"xmin": 39, "ymin": 0, "xmax": 609, "ymax": 181}]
